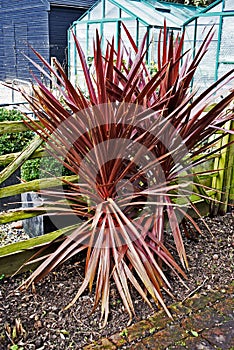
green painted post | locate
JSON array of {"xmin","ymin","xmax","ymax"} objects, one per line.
[
  {"xmin": 86, "ymin": 23, "xmax": 89, "ymax": 60},
  {"xmin": 146, "ymin": 26, "xmax": 151, "ymax": 64},
  {"xmin": 68, "ymin": 29, "xmax": 71, "ymax": 80},
  {"xmin": 211, "ymin": 134, "xmax": 224, "ymax": 215},
  {"xmin": 211, "ymin": 120, "xmax": 233, "ymax": 215},
  {"xmin": 193, "ymin": 18, "xmax": 197, "ymax": 61},
  {"xmin": 229, "ymin": 139, "xmax": 234, "ymax": 207},
  {"xmin": 74, "ymin": 24, "xmax": 77, "ymax": 84},
  {"xmin": 215, "ymin": 14, "xmax": 223, "ymax": 82},
  {"xmin": 136, "ymin": 18, "xmax": 139, "ymax": 48},
  {"xmin": 224, "ymin": 120, "xmax": 234, "ymax": 208},
  {"xmin": 190, "ymin": 18, "xmax": 197, "ymax": 90}
]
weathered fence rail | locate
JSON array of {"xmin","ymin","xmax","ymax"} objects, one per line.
[{"xmin": 0, "ymin": 120, "xmax": 42, "ymax": 134}]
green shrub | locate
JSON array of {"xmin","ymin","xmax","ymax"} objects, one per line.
[
  {"xmin": 0, "ymin": 108, "xmax": 34, "ymax": 156},
  {"xmin": 21, "ymin": 157, "xmax": 74, "ymax": 181}
]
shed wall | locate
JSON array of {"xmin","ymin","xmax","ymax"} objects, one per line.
[
  {"xmin": 0, "ymin": 0, "xmax": 50, "ymax": 82},
  {"xmin": 0, "ymin": 0, "xmax": 95, "ymax": 82},
  {"xmin": 49, "ymin": 6, "xmax": 85, "ymax": 71},
  {"xmin": 49, "ymin": 0, "xmax": 95, "ymax": 8}
]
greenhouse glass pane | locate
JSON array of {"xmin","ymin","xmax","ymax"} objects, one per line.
[
  {"xmin": 120, "ymin": 10, "xmax": 133, "ymax": 20},
  {"xmin": 117, "ymin": 0, "xmax": 161, "ymax": 26},
  {"xmin": 150, "ymin": 28, "xmax": 181, "ymax": 63},
  {"xmin": 90, "ymin": 2, "xmax": 103, "ymax": 20},
  {"xmin": 184, "ymin": 24, "xmax": 195, "ymax": 53},
  {"xmin": 193, "ymin": 44, "xmax": 217, "ymax": 90},
  {"xmin": 207, "ymin": 2, "xmax": 222, "ymax": 12},
  {"xmin": 191, "ymin": 21, "xmax": 219, "ymax": 91},
  {"xmin": 69, "ymin": 23, "xmax": 87, "ymax": 86},
  {"xmin": 194, "ymin": 20, "xmax": 218, "ymax": 52},
  {"xmin": 75, "ymin": 23, "xmax": 87, "ymax": 54},
  {"xmin": 223, "ymin": 0, "xmax": 234, "ymax": 10},
  {"xmin": 219, "ymin": 17, "xmax": 234, "ymax": 62},
  {"xmin": 217, "ymin": 62, "xmax": 234, "ymax": 97},
  {"xmin": 116, "ymin": 0, "xmax": 194, "ymax": 27},
  {"xmin": 121, "ymin": 20, "xmax": 137, "ymax": 52},
  {"xmin": 196, "ymin": 14, "xmax": 219, "ymax": 25},
  {"xmin": 147, "ymin": 0, "xmax": 201, "ymax": 19},
  {"xmin": 88, "ymin": 23, "xmax": 100, "ymax": 56},
  {"xmin": 103, "ymin": 22, "xmax": 118, "ymax": 46},
  {"xmin": 218, "ymin": 63, "xmax": 234, "ymax": 87},
  {"xmin": 195, "ymin": 22, "xmax": 218, "ymax": 76},
  {"xmin": 193, "ymin": 71, "xmax": 215, "ymax": 92},
  {"xmin": 76, "ymin": 69, "xmax": 86, "ymax": 91},
  {"xmin": 105, "ymin": 1, "xmax": 119, "ymax": 18},
  {"xmin": 200, "ymin": 39, "xmax": 217, "ymax": 69},
  {"xmin": 138, "ymin": 24, "xmax": 147, "ymax": 44},
  {"xmin": 149, "ymin": 27, "xmax": 160, "ymax": 63}
]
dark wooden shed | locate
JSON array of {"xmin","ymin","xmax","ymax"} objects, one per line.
[{"xmin": 0, "ymin": 0, "xmax": 96, "ymax": 82}]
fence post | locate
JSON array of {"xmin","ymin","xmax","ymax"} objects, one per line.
[
  {"xmin": 211, "ymin": 119, "xmax": 234, "ymax": 215},
  {"xmin": 226, "ymin": 120, "xmax": 234, "ymax": 208}
]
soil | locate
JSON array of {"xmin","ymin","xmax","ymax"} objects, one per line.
[{"xmin": 0, "ymin": 213, "xmax": 233, "ymax": 350}]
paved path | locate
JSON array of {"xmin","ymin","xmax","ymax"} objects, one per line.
[
  {"xmin": 84, "ymin": 284, "xmax": 234, "ymax": 349},
  {"xmin": 0, "ymin": 81, "xmax": 30, "ymax": 105}
]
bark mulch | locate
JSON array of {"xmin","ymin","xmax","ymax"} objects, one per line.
[{"xmin": 0, "ymin": 213, "xmax": 233, "ymax": 349}]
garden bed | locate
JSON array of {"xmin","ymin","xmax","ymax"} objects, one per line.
[{"xmin": 0, "ymin": 213, "xmax": 233, "ymax": 349}]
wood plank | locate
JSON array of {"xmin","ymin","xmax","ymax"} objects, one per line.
[
  {"xmin": 0, "ymin": 148, "xmax": 47, "ymax": 166},
  {"xmin": 0, "ymin": 120, "xmax": 42, "ymax": 134},
  {"xmin": 0, "ymin": 135, "xmax": 44, "ymax": 185},
  {"xmin": 0, "ymin": 224, "xmax": 78, "ymax": 276},
  {"xmin": 0, "ymin": 174, "xmax": 78, "ymax": 198},
  {"xmin": 0, "ymin": 209, "xmax": 46, "ymax": 224},
  {"xmin": 0, "ymin": 224, "xmax": 77, "ymax": 257}
]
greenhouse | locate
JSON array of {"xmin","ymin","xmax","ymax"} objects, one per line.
[
  {"xmin": 183, "ymin": 0, "xmax": 234, "ymax": 91},
  {"xmin": 67, "ymin": 0, "xmax": 202, "ymax": 87},
  {"xmin": 68, "ymin": 0, "xmax": 234, "ymax": 92}
]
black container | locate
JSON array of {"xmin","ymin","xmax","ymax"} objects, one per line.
[
  {"xmin": 21, "ymin": 192, "xmax": 79, "ymax": 238},
  {"xmin": 0, "ymin": 166, "xmax": 21, "ymax": 211}
]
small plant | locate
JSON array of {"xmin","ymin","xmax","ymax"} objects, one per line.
[
  {"xmin": 4, "ymin": 319, "xmax": 26, "ymax": 348},
  {"xmin": 15, "ymin": 22, "xmax": 234, "ymax": 327},
  {"xmin": 190, "ymin": 330, "xmax": 199, "ymax": 337},
  {"xmin": 10, "ymin": 345, "xmax": 24, "ymax": 350},
  {"xmin": 120, "ymin": 329, "xmax": 128, "ymax": 338}
]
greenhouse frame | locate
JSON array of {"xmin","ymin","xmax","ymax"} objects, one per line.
[{"xmin": 68, "ymin": 0, "xmax": 234, "ymax": 90}]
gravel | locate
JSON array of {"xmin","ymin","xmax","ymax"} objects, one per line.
[{"xmin": 0, "ymin": 221, "xmax": 29, "ymax": 247}]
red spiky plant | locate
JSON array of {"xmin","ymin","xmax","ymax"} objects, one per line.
[{"xmin": 18, "ymin": 22, "xmax": 234, "ymax": 326}]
